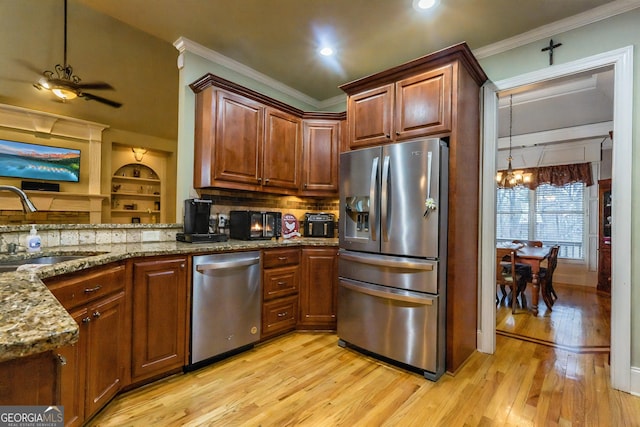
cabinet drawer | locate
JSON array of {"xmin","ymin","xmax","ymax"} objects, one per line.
[
  {"xmin": 46, "ymin": 264, "xmax": 126, "ymax": 310},
  {"xmin": 262, "ymin": 295, "xmax": 298, "ymax": 337},
  {"xmin": 263, "ymin": 248, "xmax": 300, "ymax": 268},
  {"xmin": 263, "ymin": 265, "xmax": 299, "ymax": 301}
]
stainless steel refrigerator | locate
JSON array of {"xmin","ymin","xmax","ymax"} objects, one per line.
[{"xmin": 337, "ymin": 137, "xmax": 448, "ymax": 380}]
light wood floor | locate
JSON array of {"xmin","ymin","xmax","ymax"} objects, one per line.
[
  {"xmin": 497, "ymin": 282, "xmax": 611, "ymax": 352},
  {"xmin": 90, "ymin": 296, "xmax": 640, "ymax": 427}
]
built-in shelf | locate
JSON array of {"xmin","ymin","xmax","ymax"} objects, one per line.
[{"xmin": 111, "ymin": 164, "xmax": 162, "ymax": 224}]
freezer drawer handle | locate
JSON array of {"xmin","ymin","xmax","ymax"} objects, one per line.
[
  {"xmin": 341, "ymin": 281, "xmax": 433, "ymax": 305},
  {"xmin": 196, "ymin": 256, "xmax": 260, "ymax": 272},
  {"xmin": 340, "ymin": 252, "xmax": 434, "ymax": 271}
]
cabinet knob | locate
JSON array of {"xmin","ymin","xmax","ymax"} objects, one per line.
[
  {"xmin": 93, "ymin": 311, "xmax": 101, "ymax": 319},
  {"xmin": 257, "ymin": 177, "xmax": 262, "ymax": 183},
  {"xmin": 395, "ymin": 131, "xmax": 400, "ymax": 136},
  {"xmin": 82, "ymin": 317, "xmax": 91, "ymax": 324},
  {"xmin": 277, "ymin": 311, "xmax": 288, "ymax": 318},
  {"xmin": 385, "ymin": 134, "xmax": 391, "ymax": 139},
  {"xmin": 264, "ymin": 178, "xmax": 270, "ymax": 184}
]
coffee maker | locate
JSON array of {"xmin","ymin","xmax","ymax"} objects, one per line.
[{"xmin": 176, "ymin": 199, "xmax": 228, "ymax": 243}]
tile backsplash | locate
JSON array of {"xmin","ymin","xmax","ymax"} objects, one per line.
[{"xmin": 0, "ymin": 224, "xmax": 182, "ymax": 251}]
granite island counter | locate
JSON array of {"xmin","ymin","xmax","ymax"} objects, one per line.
[{"xmin": 0, "ymin": 236, "xmax": 338, "ymax": 363}]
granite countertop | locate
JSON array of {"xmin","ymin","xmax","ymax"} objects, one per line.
[{"xmin": 0, "ymin": 237, "xmax": 338, "ymax": 363}]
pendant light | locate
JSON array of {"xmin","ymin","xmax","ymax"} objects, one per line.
[{"xmin": 496, "ymin": 94, "xmax": 531, "ymax": 188}]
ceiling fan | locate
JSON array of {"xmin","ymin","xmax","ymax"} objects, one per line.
[{"xmin": 33, "ymin": 0, "xmax": 122, "ymax": 108}]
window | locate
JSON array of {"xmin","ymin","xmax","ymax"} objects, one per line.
[{"xmin": 496, "ymin": 182, "xmax": 585, "ymax": 259}]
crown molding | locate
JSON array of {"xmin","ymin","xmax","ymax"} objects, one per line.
[
  {"xmin": 473, "ymin": 0, "xmax": 640, "ymax": 59},
  {"xmin": 174, "ymin": 37, "xmax": 330, "ymax": 109}
]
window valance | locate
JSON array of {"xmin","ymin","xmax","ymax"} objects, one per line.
[{"xmin": 497, "ymin": 162, "xmax": 593, "ymax": 190}]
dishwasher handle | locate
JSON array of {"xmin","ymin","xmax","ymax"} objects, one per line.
[{"xmin": 196, "ymin": 256, "xmax": 260, "ymax": 272}]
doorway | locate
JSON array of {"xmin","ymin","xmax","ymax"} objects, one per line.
[{"xmin": 478, "ymin": 46, "xmax": 633, "ymax": 392}]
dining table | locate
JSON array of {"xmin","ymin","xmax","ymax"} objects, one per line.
[{"xmin": 497, "ymin": 243, "xmax": 553, "ymax": 316}]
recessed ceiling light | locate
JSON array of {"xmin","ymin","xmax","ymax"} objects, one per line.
[
  {"xmin": 413, "ymin": 0, "xmax": 439, "ymax": 10},
  {"xmin": 319, "ymin": 47, "xmax": 334, "ymax": 56}
]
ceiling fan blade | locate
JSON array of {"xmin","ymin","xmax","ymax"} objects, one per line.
[
  {"xmin": 81, "ymin": 92, "xmax": 122, "ymax": 108},
  {"xmin": 77, "ymin": 82, "xmax": 114, "ymax": 90}
]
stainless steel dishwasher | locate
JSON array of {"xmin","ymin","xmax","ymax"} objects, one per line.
[{"xmin": 190, "ymin": 251, "xmax": 261, "ymax": 366}]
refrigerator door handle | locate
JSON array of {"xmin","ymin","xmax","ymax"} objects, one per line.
[
  {"xmin": 340, "ymin": 251, "xmax": 434, "ymax": 271},
  {"xmin": 381, "ymin": 155, "xmax": 391, "ymax": 242},
  {"xmin": 369, "ymin": 156, "xmax": 379, "ymax": 241},
  {"xmin": 341, "ymin": 280, "xmax": 434, "ymax": 305}
]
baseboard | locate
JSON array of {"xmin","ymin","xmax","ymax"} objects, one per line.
[{"xmin": 631, "ymin": 365, "xmax": 640, "ymax": 396}]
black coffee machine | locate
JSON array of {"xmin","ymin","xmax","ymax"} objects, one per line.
[{"xmin": 176, "ymin": 198, "xmax": 228, "ymax": 243}]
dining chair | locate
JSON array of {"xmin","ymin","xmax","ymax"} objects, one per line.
[
  {"xmin": 539, "ymin": 245, "xmax": 560, "ymax": 306},
  {"xmin": 496, "ymin": 248, "xmax": 529, "ymax": 313}
]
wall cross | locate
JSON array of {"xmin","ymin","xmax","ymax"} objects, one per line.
[{"xmin": 541, "ymin": 39, "xmax": 562, "ymax": 65}]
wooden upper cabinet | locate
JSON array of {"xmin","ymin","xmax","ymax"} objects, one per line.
[
  {"xmin": 395, "ymin": 65, "xmax": 452, "ymax": 140},
  {"xmin": 263, "ymin": 107, "xmax": 302, "ymax": 190},
  {"xmin": 302, "ymin": 119, "xmax": 340, "ymax": 195},
  {"xmin": 348, "ymin": 84, "xmax": 394, "ymax": 147},
  {"xmin": 346, "ymin": 65, "xmax": 452, "ymax": 149},
  {"xmin": 213, "ymin": 90, "xmax": 264, "ymax": 187},
  {"xmin": 191, "ymin": 74, "xmax": 344, "ymax": 195}
]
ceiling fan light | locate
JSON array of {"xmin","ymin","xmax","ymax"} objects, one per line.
[{"xmin": 52, "ymin": 87, "xmax": 78, "ymax": 100}]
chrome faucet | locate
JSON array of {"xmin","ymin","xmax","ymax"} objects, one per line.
[{"xmin": 0, "ymin": 185, "xmax": 37, "ymax": 213}]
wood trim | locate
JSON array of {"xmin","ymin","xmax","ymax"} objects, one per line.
[{"xmin": 339, "ymin": 42, "xmax": 488, "ymax": 94}]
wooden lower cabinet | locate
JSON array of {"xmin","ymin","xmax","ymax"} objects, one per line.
[
  {"xmin": 45, "ymin": 263, "xmax": 129, "ymax": 426},
  {"xmin": 0, "ymin": 351, "xmax": 59, "ymax": 406},
  {"xmin": 261, "ymin": 248, "xmax": 300, "ymax": 340},
  {"xmin": 131, "ymin": 257, "xmax": 188, "ymax": 383},
  {"xmin": 84, "ymin": 291, "xmax": 127, "ymax": 417},
  {"xmin": 298, "ymin": 248, "xmax": 338, "ymax": 330},
  {"xmin": 56, "ymin": 307, "xmax": 88, "ymax": 427}
]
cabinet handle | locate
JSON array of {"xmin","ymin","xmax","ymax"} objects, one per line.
[
  {"xmin": 56, "ymin": 354, "xmax": 67, "ymax": 366},
  {"xmin": 84, "ymin": 285, "xmax": 102, "ymax": 294},
  {"xmin": 93, "ymin": 311, "xmax": 101, "ymax": 319},
  {"xmin": 277, "ymin": 311, "xmax": 288, "ymax": 318},
  {"xmin": 277, "ymin": 281, "xmax": 286, "ymax": 286},
  {"xmin": 277, "ymin": 257, "xmax": 288, "ymax": 261},
  {"xmin": 396, "ymin": 131, "xmax": 400, "ymax": 136},
  {"xmin": 82, "ymin": 317, "xmax": 91, "ymax": 324},
  {"xmin": 304, "ymin": 183, "xmax": 308, "ymax": 188}
]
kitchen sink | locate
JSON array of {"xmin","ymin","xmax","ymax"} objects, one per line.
[{"xmin": 0, "ymin": 254, "xmax": 97, "ymax": 273}]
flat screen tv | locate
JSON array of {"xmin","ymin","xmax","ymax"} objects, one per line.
[{"xmin": 0, "ymin": 139, "xmax": 80, "ymax": 183}]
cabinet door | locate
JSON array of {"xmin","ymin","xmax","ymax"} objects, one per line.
[
  {"xmin": 0, "ymin": 351, "xmax": 58, "ymax": 406},
  {"xmin": 395, "ymin": 65, "xmax": 452, "ymax": 140},
  {"xmin": 348, "ymin": 84, "xmax": 394, "ymax": 148},
  {"xmin": 299, "ymin": 248, "xmax": 338, "ymax": 329},
  {"xmin": 131, "ymin": 257, "xmax": 188, "ymax": 382},
  {"xmin": 302, "ymin": 119, "xmax": 340, "ymax": 195},
  {"xmin": 85, "ymin": 291, "xmax": 126, "ymax": 417},
  {"xmin": 263, "ymin": 107, "xmax": 302, "ymax": 190},
  {"xmin": 57, "ymin": 307, "xmax": 88, "ymax": 427},
  {"xmin": 213, "ymin": 90, "xmax": 264, "ymax": 187}
]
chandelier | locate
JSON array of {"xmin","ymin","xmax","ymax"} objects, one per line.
[{"xmin": 496, "ymin": 94, "xmax": 531, "ymax": 188}]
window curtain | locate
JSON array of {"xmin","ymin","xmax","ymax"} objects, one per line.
[{"xmin": 497, "ymin": 162, "xmax": 593, "ymax": 190}]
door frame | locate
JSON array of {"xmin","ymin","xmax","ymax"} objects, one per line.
[{"xmin": 478, "ymin": 45, "xmax": 634, "ymax": 392}]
